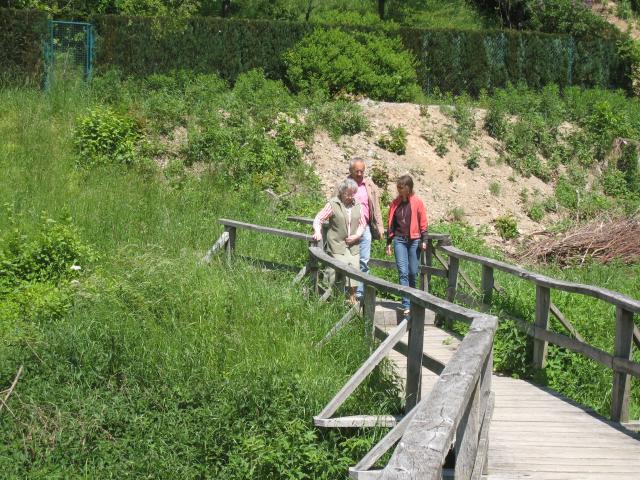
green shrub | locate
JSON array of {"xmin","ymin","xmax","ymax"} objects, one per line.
[
  {"xmin": 464, "ymin": 148, "xmax": 481, "ymax": 170},
  {"xmin": 489, "ymin": 181, "xmax": 501, "ymax": 196},
  {"xmin": 451, "ymin": 95, "xmax": 475, "ymax": 147},
  {"xmin": 75, "ymin": 107, "xmax": 140, "ymax": 168},
  {"xmin": 370, "ymin": 164, "xmax": 390, "ymax": 190},
  {"xmin": 310, "ymin": 100, "xmax": 369, "ymax": 139},
  {"xmin": 284, "ymin": 28, "xmax": 420, "ymax": 101},
  {"xmin": 494, "ymin": 215, "xmax": 519, "ymax": 239},
  {"xmin": 377, "ymin": 125, "xmax": 407, "ymax": 154},
  {"xmin": 602, "ymin": 168, "xmax": 629, "ymax": 197},
  {"xmin": 527, "ymin": 203, "xmax": 545, "ymax": 222}
]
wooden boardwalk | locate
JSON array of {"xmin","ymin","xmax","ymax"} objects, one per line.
[{"xmin": 375, "ymin": 302, "xmax": 640, "ymax": 480}]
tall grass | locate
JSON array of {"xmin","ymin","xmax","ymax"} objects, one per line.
[{"xmin": 0, "ymin": 83, "xmax": 401, "ymax": 477}]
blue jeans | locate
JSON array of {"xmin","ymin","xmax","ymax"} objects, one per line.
[
  {"xmin": 356, "ymin": 225, "xmax": 371, "ymax": 299},
  {"xmin": 394, "ymin": 237, "xmax": 420, "ymax": 311}
]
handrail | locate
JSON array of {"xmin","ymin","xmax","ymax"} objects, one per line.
[
  {"xmin": 440, "ymin": 245, "xmax": 640, "ymax": 313},
  {"xmin": 435, "ymin": 243, "xmax": 639, "ymax": 423},
  {"xmin": 311, "ymin": 245, "xmax": 497, "ymax": 479}
]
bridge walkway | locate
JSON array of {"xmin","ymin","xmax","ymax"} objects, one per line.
[{"xmin": 374, "ymin": 301, "xmax": 640, "ymax": 480}]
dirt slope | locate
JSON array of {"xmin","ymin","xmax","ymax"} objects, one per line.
[{"xmin": 304, "ymin": 99, "xmax": 556, "ymax": 243}]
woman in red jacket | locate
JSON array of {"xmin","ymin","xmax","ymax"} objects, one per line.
[{"xmin": 385, "ymin": 175, "xmax": 428, "ymax": 318}]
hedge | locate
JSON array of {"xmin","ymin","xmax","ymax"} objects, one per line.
[
  {"xmin": 0, "ymin": 8, "xmax": 630, "ymax": 94},
  {"xmin": 0, "ymin": 8, "xmax": 48, "ymax": 84}
]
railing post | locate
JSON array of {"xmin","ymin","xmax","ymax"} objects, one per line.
[
  {"xmin": 363, "ymin": 284, "xmax": 377, "ymax": 343},
  {"xmin": 307, "ymin": 242, "xmax": 319, "ymax": 294},
  {"xmin": 405, "ymin": 302, "xmax": 425, "ymax": 412},
  {"xmin": 436, "ymin": 255, "xmax": 459, "ymax": 328},
  {"xmin": 224, "ymin": 226, "xmax": 236, "ymax": 262},
  {"xmin": 419, "ymin": 249, "xmax": 427, "ymax": 291},
  {"xmin": 424, "ymin": 239, "xmax": 434, "ymax": 293},
  {"xmin": 455, "ymin": 381, "xmax": 480, "ymax": 478},
  {"xmin": 612, "ymin": 306, "xmax": 634, "ymax": 422},
  {"xmin": 532, "ymin": 285, "xmax": 551, "ymax": 369},
  {"xmin": 446, "ymin": 256, "xmax": 459, "ymax": 302},
  {"xmin": 481, "ymin": 265, "xmax": 494, "ymax": 305}
]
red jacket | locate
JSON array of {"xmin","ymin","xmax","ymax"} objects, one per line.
[{"xmin": 387, "ymin": 194, "xmax": 428, "ymax": 242}]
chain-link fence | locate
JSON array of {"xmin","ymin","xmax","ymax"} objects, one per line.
[{"xmin": 44, "ymin": 20, "xmax": 94, "ymax": 88}]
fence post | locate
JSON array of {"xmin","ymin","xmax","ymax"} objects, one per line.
[
  {"xmin": 363, "ymin": 284, "xmax": 377, "ymax": 343},
  {"xmin": 481, "ymin": 265, "xmax": 494, "ymax": 305},
  {"xmin": 405, "ymin": 301, "xmax": 425, "ymax": 412},
  {"xmin": 307, "ymin": 242, "xmax": 319, "ymax": 294},
  {"xmin": 612, "ymin": 306, "xmax": 634, "ymax": 422},
  {"xmin": 437, "ymin": 255, "xmax": 459, "ymax": 328},
  {"xmin": 424, "ymin": 239, "xmax": 434, "ymax": 293},
  {"xmin": 532, "ymin": 285, "xmax": 551, "ymax": 369},
  {"xmin": 224, "ymin": 226, "xmax": 236, "ymax": 262}
]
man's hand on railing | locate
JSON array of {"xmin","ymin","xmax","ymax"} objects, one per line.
[{"xmin": 385, "ymin": 244, "xmax": 393, "ymax": 256}]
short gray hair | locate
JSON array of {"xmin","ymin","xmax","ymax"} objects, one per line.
[
  {"xmin": 349, "ymin": 157, "xmax": 367, "ymax": 170},
  {"xmin": 337, "ymin": 178, "xmax": 358, "ymax": 196}
]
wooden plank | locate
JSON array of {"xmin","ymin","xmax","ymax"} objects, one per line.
[
  {"xmin": 481, "ymin": 265, "xmax": 494, "ymax": 305},
  {"xmin": 315, "ymin": 415, "xmax": 401, "ymax": 428},
  {"xmin": 455, "ymin": 382, "xmax": 480, "ymax": 479},
  {"xmin": 201, "ymin": 230, "xmax": 229, "ymax": 263},
  {"xmin": 310, "ymin": 246, "xmax": 487, "ymax": 325},
  {"xmin": 349, "ymin": 470, "xmax": 382, "ymax": 480},
  {"xmin": 315, "ymin": 320, "xmax": 408, "ymax": 423},
  {"xmin": 405, "ymin": 303, "xmax": 426, "ymax": 412},
  {"xmin": 291, "ymin": 264, "xmax": 307, "ymax": 285},
  {"xmin": 363, "ymin": 285, "xmax": 376, "ymax": 342},
  {"xmin": 219, "ymin": 218, "xmax": 314, "ymax": 242},
  {"xmin": 439, "ymin": 245, "xmax": 640, "ymax": 313},
  {"xmin": 316, "ymin": 305, "xmax": 360, "ymax": 350},
  {"xmin": 532, "ymin": 285, "xmax": 551, "ymax": 369},
  {"xmin": 549, "ymin": 302, "xmax": 584, "ymax": 342},
  {"xmin": 612, "ymin": 306, "xmax": 634, "ymax": 422},
  {"xmin": 471, "ymin": 392, "xmax": 495, "ymax": 480},
  {"xmin": 224, "ymin": 225, "xmax": 236, "ymax": 262}
]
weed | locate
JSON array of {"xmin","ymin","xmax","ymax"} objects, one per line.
[
  {"xmin": 448, "ymin": 206, "xmax": 466, "ymax": 222},
  {"xmin": 494, "ymin": 214, "xmax": 519, "ymax": 239},
  {"xmin": 377, "ymin": 125, "xmax": 408, "ymax": 155},
  {"xmin": 527, "ymin": 203, "xmax": 545, "ymax": 222},
  {"xmin": 464, "ymin": 148, "xmax": 481, "ymax": 170},
  {"xmin": 370, "ymin": 164, "xmax": 390, "ymax": 189},
  {"xmin": 435, "ymin": 130, "xmax": 449, "ymax": 157},
  {"xmin": 489, "ymin": 181, "xmax": 501, "ymax": 196},
  {"xmin": 419, "ymin": 104, "xmax": 430, "ymax": 118},
  {"xmin": 310, "ymin": 100, "xmax": 369, "ymax": 140}
]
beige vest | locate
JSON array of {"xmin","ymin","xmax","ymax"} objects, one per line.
[{"xmin": 326, "ymin": 197, "xmax": 361, "ymax": 256}]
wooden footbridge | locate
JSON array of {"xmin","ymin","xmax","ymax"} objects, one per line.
[{"xmin": 205, "ymin": 217, "xmax": 640, "ymax": 479}]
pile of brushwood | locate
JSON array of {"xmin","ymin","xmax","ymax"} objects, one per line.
[{"xmin": 521, "ymin": 214, "xmax": 640, "ymax": 265}]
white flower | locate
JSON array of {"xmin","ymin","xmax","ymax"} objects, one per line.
[{"xmin": 70, "ymin": 264, "xmax": 82, "ymax": 271}]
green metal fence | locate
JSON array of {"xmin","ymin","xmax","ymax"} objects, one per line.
[{"xmin": 44, "ymin": 20, "xmax": 94, "ymax": 88}]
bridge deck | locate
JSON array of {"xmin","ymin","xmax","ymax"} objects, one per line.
[{"xmin": 375, "ymin": 302, "xmax": 640, "ymax": 480}]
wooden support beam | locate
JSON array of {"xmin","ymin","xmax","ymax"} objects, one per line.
[
  {"xmin": 549, "ymin": 302, "xmax": 583, "ymax": 342},
  {"xmin": 315, "ymin": 320, "xmax": 408, "ymax": 424},
  {"xmin": 363, "ymin": 285, "xmax": 376, "ymax": 343},
  {"xmin": 481, "ymin": 265, "xmax": 494, "ymax": 305},
  {"xmin": 292, "ymin": 265, "xmax": 307, "ymax": 285},
  {"xmin": 224, "ymin": 225, "xmax": 236, "ymax": 262},
  {"xmin": 201, "ymin": 231, "xmax": 229, "ymax": 264},
  {"xmin": 532, "ymin": 285, "xmax": 551, "ymax": 369},
  {"xmin": 405, "ymin": 302, "xmax": 425, "ymax": 412},
  {"xmin": 455, "ymin": 382, "xmax": 480, "ymax": 479},
  {"xmin": 316, "ymin": 305, "xmax": 360, "ymax": 350},
  {"xmin": 612, "ymin": 306, "xmax": 634, "ymax": 423},
  {"xmin": 315, "ymin": 415, "xmax": 401, "ymax": 428},
  {"xmin": 425, "ymin": 239, "xmax": 434, "ymax": 293},
  {"xmin": 374, "ymin": 326, "xmax": 445, "ymax": 375}
]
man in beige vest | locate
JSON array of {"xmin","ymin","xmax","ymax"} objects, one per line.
[{"xmin": 345, "ymin": 157, "xmax": 384, "ymax": 301}]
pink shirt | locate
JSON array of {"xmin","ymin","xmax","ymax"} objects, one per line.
[{"xmin": 354, "ymin": 182, "xmax": 370, "ymax": 224}]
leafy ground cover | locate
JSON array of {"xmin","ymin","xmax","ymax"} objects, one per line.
[{"xmin": 0, "ymin": 78, "xmax": 401, "ymax": 477}]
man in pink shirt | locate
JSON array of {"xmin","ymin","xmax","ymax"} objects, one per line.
[{"xmin": 345, "ymin": 157, "xmax": 384, "ymax": 301}]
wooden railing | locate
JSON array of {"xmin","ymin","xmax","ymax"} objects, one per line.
[
  {"xmin": 281, "ymin": 216, "xmax": 640, "ymax": 424},
  {"xmin": 432, "ymin": 243, "xmax": 640, "ymax": 424},
  {"xmin": 209, "ymin": 218, "xmax": 498, "ymax": 479}
]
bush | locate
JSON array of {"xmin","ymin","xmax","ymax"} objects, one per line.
[
  {"xmin": 464, "ymin": 148, "xmax": 481, "ymax": 170},
  {"xmin": 527, "ymin": 203, "xmax": 545, "ymax": 222},
  {"xmin": 377, "ymin": 125, "xmax": 408, "ymax": 155},
  {"xmin": 284, "ymin": 28, "xmax": 420, "ymax": 101},
  {"xmin": 310, "ymin": 100, "xmax": 369, "ymax": 140},
  {"xmin": 494, "ymin": 215, "xmax": 519, "ymax": 239},
  {"xmin": 74, "ymin": 107, "xmax": 140, "ymax": 168}
]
